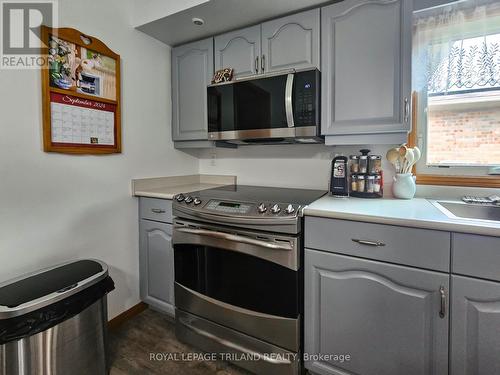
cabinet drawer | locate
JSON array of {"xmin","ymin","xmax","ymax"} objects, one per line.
[
  {"xmin": 305, "ymin": 217, "xmax": 450, "ymax": 271},
  {"xmin": 453, "ymin": 233, "xmax": 500, "ymax": 282},
  {"xmin": 140, "ymin": 198, "xmax": 172, "ymax": 223}
]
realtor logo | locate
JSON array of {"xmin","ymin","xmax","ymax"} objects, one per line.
[{"xmin": 1, "ymin": 0, "xmax": 57, "ymax": 69}]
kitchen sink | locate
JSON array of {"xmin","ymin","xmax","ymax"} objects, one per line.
[{"xmin": 431, "ymin": 200, "xmax": 500, "ymax": 222}]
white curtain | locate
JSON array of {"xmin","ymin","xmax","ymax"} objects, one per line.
[{"xmin": 413, "ymin": 0, "xmax": 500, "ymax": 95}]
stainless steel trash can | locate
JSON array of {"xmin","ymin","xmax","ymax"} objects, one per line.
[{"xmin": 0, "ymin": 259, "xmax": 115, "ymax": 375}]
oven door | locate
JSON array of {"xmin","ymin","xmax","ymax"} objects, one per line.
[{"xmin": 172, "ymin": 219, "xmax": 301, "ymax": 352}]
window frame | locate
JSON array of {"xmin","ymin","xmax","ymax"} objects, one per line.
[{"xmin": 409, "ymin": 92, "xmax": 500, "ymax": 188}]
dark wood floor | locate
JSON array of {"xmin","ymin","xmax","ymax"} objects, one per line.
[{"xmin": 109, "ymin": 308, "xmax": 250, "ymax": 375}]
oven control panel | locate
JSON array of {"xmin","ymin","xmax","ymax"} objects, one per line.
[
  {"xmin": 174, "ymin": 194, "xmax": 301, "ymax": 218},
  {"xmin": 205, "ymin": 200, "xmax": 252, "ymax": 214}
]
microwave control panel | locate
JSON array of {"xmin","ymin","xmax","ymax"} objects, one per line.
[{"xmin": 294, "ymin": 69, "xmax": 319, "ymax": 127}]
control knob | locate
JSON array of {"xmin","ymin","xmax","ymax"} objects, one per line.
[
  {"xmin": 257, "ymin": 203, "xmax": 267, "ymax": 213},
  {"xmin": 193, "ymin": 197, "xmax": 202, "ymax": 205},
  {"xmin": 285, "ymin": 204, "xmax": 295, "ymax": 214},
  {"xmin": 175, "ymin": 194, "xmax": 185, "ymax": 202},
  {"xmin": 184, "ymin": 196, "xmax": 194, "ymax": 204},
  {"xmin": 270, "ymin": 204, "xmax": 281, "ymax": 214}
]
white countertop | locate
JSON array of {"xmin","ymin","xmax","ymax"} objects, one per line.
[
  {"xmin": 132, "ymin": 174, "xmax": 236, "ymax": 200},
  {"xmin": 134, "ymin": 183, "xmax": 231, "ymax": 199},
  {"xmin": 304, "ymin": 196, "xmax": 500, "ymax": 237}
]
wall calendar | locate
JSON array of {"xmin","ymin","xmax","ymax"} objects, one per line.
[{"xmin": 41, "ymin": 27, "xmax": 121, "ymax": 154}]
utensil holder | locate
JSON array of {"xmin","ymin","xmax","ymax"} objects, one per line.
[{"xmin": 392, "ymin": 173, "xmax": 416, "ymax": 199}]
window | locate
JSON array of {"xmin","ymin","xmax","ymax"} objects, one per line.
[{"xmin": 412, "ymin": 0, "xmax": 500, "ymax": 186}]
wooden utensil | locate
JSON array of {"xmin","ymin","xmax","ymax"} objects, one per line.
[
  {"xmin": 398, "ymin": 145, "xmax": 408, "ymax": 170},
  {"xmin": 404, "ymin": 148, "xmax": 415, "ymax": 173},
  {"xmin": 386, "ymin": 148, "xmax": 401, "ymax": 172},
  {"xmin": 413, "ymin": 146, "xmax": 421, "ymax": 164},
  {"xmin": 405, "ymin": 146, "xmax": 421, "ymax": 173}
]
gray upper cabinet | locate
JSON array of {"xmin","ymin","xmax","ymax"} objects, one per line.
[
  {"xmin": 215, "ymin": 25, "xmax": 261, "ymax": 79},
  {"xmin": 305, "ymin": 249, "xmax": 449, "ymax": 375},
  {"xmin": 451, "ymin": 275, "xmax": 500, "ymax": 375},
  {"xmin": 172, "ymin": 38, "xmax": 214, "ymax": 141},
  {"xmin": 214, "ymin": 8, "xmax": 320, "ymax": 78},
  {"xmin": 321, "ymin": 0, "xmax": 412, "ymax": 143},
  {"xmin": 261, "ymin": 9, "xmax": 320, "ymax": 73}
]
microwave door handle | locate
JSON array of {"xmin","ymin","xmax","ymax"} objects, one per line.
[{"xmin": 285, "ymin": 73, "xmax": 295, "ymax": 128}]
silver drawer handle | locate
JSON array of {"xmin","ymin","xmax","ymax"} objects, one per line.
[
  {"xmin": 352, "ymin": 239, "xmax": 386, "ymax": 247},
  {"xmin": 439, "ymin": 286, "xmax": 446, "ymax": 318},
  {"xmin": 176, "ymin": 227, "xmax": 292, "ymax": 251},
  {"xmin": 151, "ymin": 208, "xmax": 166, "ymax": 214},
  {"xmin": 179, "ymin": 317, "xmax": 292, "ymax": 365},
  {"xmin": 261, "ymin": 54, "xmax": 265, "ymax": 72},
  {"xmin": 255, "ymin": 56, "xmax": 259, "ymax": 73}
]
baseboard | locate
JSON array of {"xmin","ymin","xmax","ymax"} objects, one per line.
[{"xmin": 108, "ymin": 302, "xmax": 148, "ymax": 330}]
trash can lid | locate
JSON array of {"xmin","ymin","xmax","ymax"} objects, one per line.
[{"xmin": 0, "ymin": 259, "xmax": 108, "ymax": 319}]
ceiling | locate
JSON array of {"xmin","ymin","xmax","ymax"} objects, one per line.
[{"xmin": 135, "ymin": 0, "xmax": 338, "ymax": 46}]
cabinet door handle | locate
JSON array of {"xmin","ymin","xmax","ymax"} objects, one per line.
[
  {"xmin": 151, "ymin": 208, "xmax": 166, "ymax": 214},
  {"xmin": 255, "ymin": 56, "xmax": 259, "ymax": 74},
  {"xmin": 261, "ymin": 54, "xmax": 265, "ymax": 73},
  {"xmin": 352, "ymin": 239, "xmax": 386, "ymax": 247},
  {"xmin": 439, "ymin": 286, "xmax": 446, "ymax": 318},
  {"xmin": 404, "ymin": 97, "xmax": 410, "ymax": 123}
]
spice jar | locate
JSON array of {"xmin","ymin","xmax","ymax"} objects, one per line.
[
  {"xmin": 356, "ymin": 174, "xmax": 366, "ymax": 192},
  {"xmin": 373, "ymin": 174, "xmax": 382, "ymax": 194},
  {"xmin": 366, "ymin": 175, "xmax": 376, "ymax": 193},
  {"xmin": 350, "ymin": 155, "xmax": 360, "ymax": 173},
  {"xmin": 369, "ymin": 155, "xmax": 382, "ymax": 174},
  {"xmin": 351, "ymin": 174, "xmax": 358, "ymax": 192},
  {"xmin": 359, "ymin": 155, "xmax": 368, "ymax": 174}
]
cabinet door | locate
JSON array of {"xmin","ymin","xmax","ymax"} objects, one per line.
[
  {"xmin": 321, "ymin": 0, "xmax": 412, "ymax": 138},
  {"xmin": 451, "ymin": 275, "xmax": 500, "ymax": 375},
  {"xmin": 305, "ymin": 249, "xmax": 449, "ymax": 375},
  {"xmin": 172, "ymin": 38, "xmax": 213, "ymax": 141},
  {"xmin": 215, "ymin": 25, "xmax": 261, "ymax": 79},
  {"xmin": 261, "ymin": 9, "xmax": 320, "ymax": 73},
  {"xmin": 139, "ymin": 220, "xmax": 174, "ymax": 315}
]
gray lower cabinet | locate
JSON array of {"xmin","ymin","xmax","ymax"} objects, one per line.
[
  {"xmin": 215, "ymin": 25, "xmax": 261, "ymax": 79},
  {"xmin": 451, "ymin": 275, "xmax": 500, "ymax": 375},
  {"xmin": 321, "ymin": 0, "xmax": 412, "ymax": 144},
  {"xmin": 305, "ymin": 249, "xmax": 449, "ymax": 375},
  {"xmin": 261, "ymin": 8, "xmax": 320, "ymax": 73},
  {"xmin": 139, "ymin": 219, "xmax": 175, "ymax": 316},
  {"xmin": 172, "ymin": 38, "xmax": 214, "ymax": 141}
]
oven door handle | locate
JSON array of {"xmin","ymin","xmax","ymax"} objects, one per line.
[
  {"xmin": 175, "ymin": 227, "xmax": 293, "ymax": 251},
  {"xmin": 178, "ymin": 316, "xmax": 293, "ymax": 365}
]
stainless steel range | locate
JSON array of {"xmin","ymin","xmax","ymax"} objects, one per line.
[{"xmin": 172, "ymin": 185, "xmax": 326, "ymax": 375}]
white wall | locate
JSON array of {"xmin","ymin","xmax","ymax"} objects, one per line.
[
  {"xmin": 0, "ymin": 0, "xmax": 198, "ymax": 319},
  {"xmin": 198, "ymin": 144, "xmax": 397, "ymax": 191}
]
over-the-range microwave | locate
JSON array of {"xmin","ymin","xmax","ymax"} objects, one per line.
[{"xmin": 207, "ymin": 68, "xmax": 322, "ymax": 144}]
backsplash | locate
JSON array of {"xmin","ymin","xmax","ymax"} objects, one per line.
[{"xmin": 198, "ymin": 144, "xmax": 397, "ymax": 191}]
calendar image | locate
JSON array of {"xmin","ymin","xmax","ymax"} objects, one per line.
[
  {"xmin": 48, "ymin": 35, "xmax": 117, "ymax": 101},
  {"xmin": 50, "ymin": 92, "xmax": 116, "ymax": 146}
]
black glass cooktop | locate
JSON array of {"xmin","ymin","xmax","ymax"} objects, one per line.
[{"xmin": 189, "ymin": 185, "xmax": 327, "ymax": 205}]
